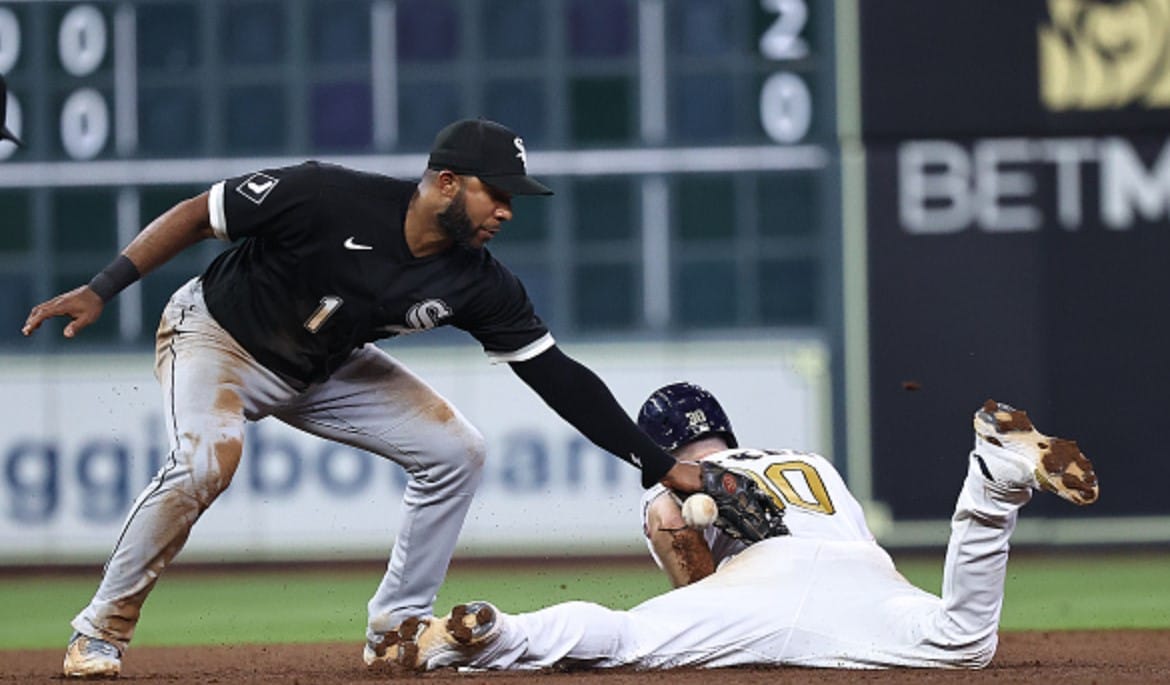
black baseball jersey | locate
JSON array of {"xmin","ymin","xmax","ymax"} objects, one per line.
[{"xmin": 200, "ymin": 161, "xmax": 553, "ymax": 386}]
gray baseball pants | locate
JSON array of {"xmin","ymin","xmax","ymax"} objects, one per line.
[{"xmin": 71, "ymin": 277, "xmax": 486, "ymax": 650}]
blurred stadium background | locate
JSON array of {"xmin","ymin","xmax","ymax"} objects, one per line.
[{"xmin": 1, "ymin": 0, "xmax": 1168, "ymax": 573}]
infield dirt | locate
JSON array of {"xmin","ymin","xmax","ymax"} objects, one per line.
[{"xmin": 4, "ymin": 630, "xmax": 1168, "ymax": 684}]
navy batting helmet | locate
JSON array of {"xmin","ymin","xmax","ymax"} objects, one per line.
[{"xmin": 637, "ymin": 382, "xmax": 738, "ymax": 452}]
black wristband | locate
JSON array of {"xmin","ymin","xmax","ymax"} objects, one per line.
[{"xmin": 88, "ymin": 254, "xmax": 141, "ymax": 302}]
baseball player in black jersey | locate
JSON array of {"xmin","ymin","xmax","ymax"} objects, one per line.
[{"xmin": 23, "ymin": 118, "xmax": 701, "ymax": 678}]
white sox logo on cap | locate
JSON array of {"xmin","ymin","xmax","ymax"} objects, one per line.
[
  {"xmin": 514, "ymin": 137, "xmax": 528, "ymax": 169},
  {"xmin": 426, "ymin": 119, "xmax": 552, "ymax": 196}
]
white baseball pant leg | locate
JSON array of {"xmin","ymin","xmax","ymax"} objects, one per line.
[{"xmin": 463, "ymin": 457, "xmax": 1028, "ymax": 670}]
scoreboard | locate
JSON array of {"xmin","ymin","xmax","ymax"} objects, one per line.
[
  {"xmin": 1, "ymin": 0, "xmax": 831, "ymax": 160},
  {"xmin": 0, "ymin": 0, "xmax": 838, "ymax": 355}
]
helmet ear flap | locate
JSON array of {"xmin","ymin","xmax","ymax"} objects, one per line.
[{"xmin": 637, "ymin": 382, "xmax": 737, "ymax": 453}]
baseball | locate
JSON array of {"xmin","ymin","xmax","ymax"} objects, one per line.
[{"xmin": 681, "ymin": 493, "xmax": 719, "ymax": 529}]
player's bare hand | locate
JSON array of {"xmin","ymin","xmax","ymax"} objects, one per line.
[
  {"xmin": 659, "ymin": 460, "xmax": 701, "ymax": 493},
  {"xmin": 22, "ymin": 286, "xmax": 105, "ymax": 338}
]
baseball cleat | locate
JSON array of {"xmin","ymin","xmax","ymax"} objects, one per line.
[
  {"xmin": 63, "ymin": 631, "xmax": 121, "ymax": 678},
  {"xmin": 972, "ymin": 399, "xmax": 1099, "ymax": 505},
  {"xmin": 363, "ymin": 617, "xmax": 415, "ymax": 667},
  {"xmin": 362, "ymin": 615, "xmax": 426, "ymax": 668},
  {"xmin": 365, "ymin": 602, "xmax": 499, "ymax": 671}
]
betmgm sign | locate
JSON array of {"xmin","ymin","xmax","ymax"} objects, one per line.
[
  {"xmin": 890, "ymin": 0, "xmax": 1170, "ymax": 237},
  {"xmin": 857, "ymin": 0, "xmax": 1170, "ymax": 524}
]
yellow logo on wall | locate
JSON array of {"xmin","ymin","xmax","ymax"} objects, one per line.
[{"xmin": 1039, "ymin": 0, "xmax": 1170, "ymax": 110}]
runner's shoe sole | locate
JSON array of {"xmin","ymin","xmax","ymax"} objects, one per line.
[
  {"xmin": 364, "ymin": 602, "xmax": 498, "ymax": 671},
  {"xmin": 973, "ymin": 399, "xmax": 1099, "ymax": 505},
  {"xmin": 363, "ymin": 616, "xmax": 425, "ymax": 668}
]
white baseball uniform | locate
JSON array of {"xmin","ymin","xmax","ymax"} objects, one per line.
[{"xmin": 461, "ymin": 447, "xmax": 1030, "ymax": 669}]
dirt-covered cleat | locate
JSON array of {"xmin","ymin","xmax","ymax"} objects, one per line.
[
  {"xmin": 63, "ymin": 631, "xmax": 121, "ymax": 678},
  {"xmin": 363, "ymin": 603, "xmax": 499, "ymax": 671},
  {"xmin": 363, "ymin": 616, "xmax": 423, "ymax": 667},
  {"xmin": 406, "ymin": 602, "xmax": 499, "ymax": 671},
  {"xmin": 972, "ymin": 399, "xmax": 1099, "ymax": 505}
]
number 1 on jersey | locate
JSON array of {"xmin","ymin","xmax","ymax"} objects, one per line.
[{"xmin": 304, "ymin": 296, "xmax": 343, "ymax": 333}]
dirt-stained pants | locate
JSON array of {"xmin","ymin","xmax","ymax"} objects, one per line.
[{"xmin": 72, "ymin": 278, "xmax": 485, "ymax": 650}]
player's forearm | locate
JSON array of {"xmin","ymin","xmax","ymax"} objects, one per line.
[
  {"xmin": 652, "ymin": 529, "xmax": 715, "ymax": 587},
  {"xmin": 87, "ymin": 193, "xmax": 214, "ymax": 303},
  {"xmin": 647, "ymin": 498, "xmax": 715, "ymax": 587},
  {"xmin": 651, "ymin": 531, "xmax": 693, "ymax": 587},
  {"xmin": 122, "ymin": 192, "xmax": 215, "ymax": 277},
  {"xmin": 509, "ymin": 347, "xmax": 677, "ymax": 487}
]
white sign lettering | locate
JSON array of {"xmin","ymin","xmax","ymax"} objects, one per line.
[{"xmin": 898, "ymin": 136, "xmax": 1170, "ymax": 233}]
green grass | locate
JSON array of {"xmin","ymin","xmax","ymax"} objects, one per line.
[
  {"xmin": 0, "ymin": 564, "xmax": 672, "ymax": 650},
  {"xmin": 2, "ymin": 553, "xmax": 1167, "ymax": 650},
  {"xmin": 896, "ymin": 552, "xmax": 1170, "ymax": 630}
]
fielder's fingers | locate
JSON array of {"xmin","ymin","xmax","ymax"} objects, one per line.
[
  {"xmin": 61, "ymin": 307, "xmax": 99, "ymax": 338},
  {"xmin": 23, "ymin": 290, "xmax": 94, "ymax": 337},
  {"xmin": 22, "ymin": 305, "xmax": 51, "ymax": 336}
]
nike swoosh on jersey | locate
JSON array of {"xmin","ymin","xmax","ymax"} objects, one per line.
[{"xmin": 344, "ymin": 236, "xmax": 374, "ymax": 251}]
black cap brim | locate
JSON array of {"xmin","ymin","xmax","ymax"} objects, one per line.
[
  {"xmin": 0, "ymin": 125, "xmax": 21, "ymax": 147},
  {"xmin": 480, "ymin": 174, "xmax": 553, "ymax": 197}
]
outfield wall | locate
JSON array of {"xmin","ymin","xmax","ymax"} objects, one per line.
[
  {"xmin": 852, "ymin": 0, "xmax": 1170, "ymax": 528},
  {"xmin": 0, "ymin": 338, "xmax": 828, "ymax": 564}
]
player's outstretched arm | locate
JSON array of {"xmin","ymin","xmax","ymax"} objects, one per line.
[
  {"xmin": 509, "ymin": 345, "xmax": 694, "ymax": 490},
  {"xmin": 645, "ymin": 493, "xmax": 715, "ymax": 587},
  {"xmin": 23, "ymin": 192, "xmax": 215, "ymax": 338}
]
